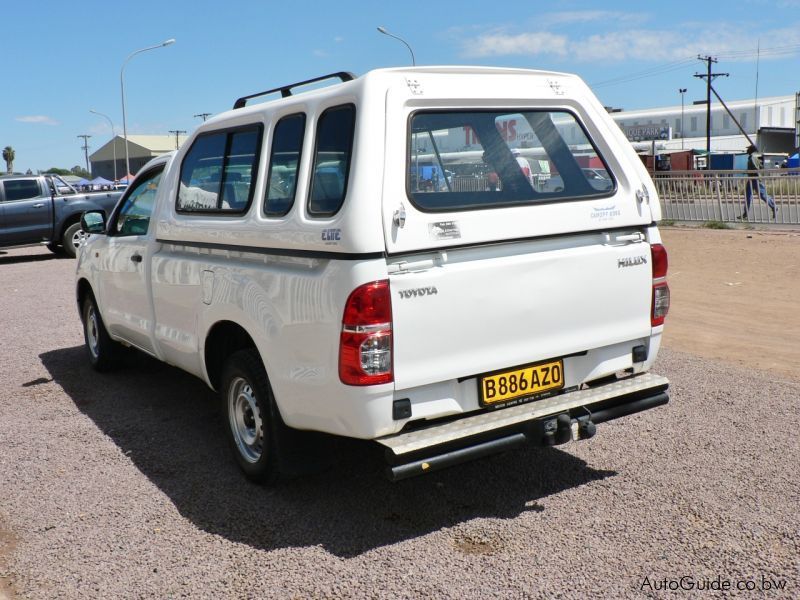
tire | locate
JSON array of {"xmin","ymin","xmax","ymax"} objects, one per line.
[
  {"xmin": 82, "ymin": 292, "xmax": 123, "ymax": 371},
  {"xmin": 46, "ymin": 242, "xmax": 66, "ymax": 256},
  {"xmin": 221, "ymin": 349, "xmax": 281, "ymax": 484},
  {"xmin": 62, "ymin": 222, "xmax": 86, "ymax": 258}
]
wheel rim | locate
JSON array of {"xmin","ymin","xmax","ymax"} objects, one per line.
[
  {"xmin": 86, "ymin": 305, "xmax": 100, "ymax": 359},
  {"xmin": 72, "ymin": 228, "xmax": 87, "ymax": 249},
  {"xmin": 228, "ymin": 376, "xmax": 263, "ymax": 463}
]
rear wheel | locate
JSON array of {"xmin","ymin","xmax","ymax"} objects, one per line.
[
  {"xmin": 221, "ymin": 349, "xmax": 280, "ymax": 484},
  {"xmin": 82, "ymin": 293, "xmax": 123, "ymax": 371},
  {"xmin": 46, "ymin": 242, "xmax": 65, "ymax": 256},
  {"xmin": 62, "ymin": 222, "xmax": 86, "ymax": 258}
]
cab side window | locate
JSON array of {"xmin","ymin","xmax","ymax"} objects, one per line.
[
  {"xmin": 2, "ymin": 179, "xmax": 42, "ymax": 201},
  {"xmin": 114, "ymin": 167, "xmax": 164, "ymax": 236},
  {"xmin": 265, "ymin": 113, "xmax": 306, "ymax": 217},
  {"xmin": 308, "ymin": 105, "xmax": 355, "ymax": 217},
  {"xmin": 177, "ymin": 125, "xmax": 263, "ymax": 214}
]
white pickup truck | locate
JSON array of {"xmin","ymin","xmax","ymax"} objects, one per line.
[{"xmin": 76, "ymin": 67, "xmax": 670, "ymax": 483}]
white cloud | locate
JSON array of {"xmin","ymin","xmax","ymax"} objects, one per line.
[
  {"xmin": 537, "ymin": 10, "xmax": 649, "ymax": 27},
  {"xmin": 465, "ymin": 31, "xmax": 568, "ymax": 58},
  {"xmin": 462, "ymin": 23, "xmax": 800, "ymax": 63},
  {"xmin": 312, "ymin": 49, "xmax": 329, "ymax": 58},
  {"xmin": 15, "ymin": 115, "xmax": 59, "ymax": 126},
  {"xmin": 333, "ymin": 36, "xmax": 344, "ymax": 43}
]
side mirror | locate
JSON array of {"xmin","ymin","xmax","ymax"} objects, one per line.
[{"xmin": 81, "ymin": 210, "xmax": 106, "ymax": 234}]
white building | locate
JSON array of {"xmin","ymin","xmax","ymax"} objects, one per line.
[{"xmin": 609, "ymin": 94, "xmax": 799, "ymax": 156}]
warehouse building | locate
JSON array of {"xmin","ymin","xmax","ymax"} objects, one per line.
[
  {"xmin": 607, "ymin": 94, "xmax": 799, "ymax": 163},
  {"xmin": 89, "ymin": 134, "xmax": 188, "ymax": 181}
]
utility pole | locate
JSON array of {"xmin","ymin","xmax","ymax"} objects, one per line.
[
  {"xmin": 194, "ymin": 113, "xmax": 211, "ymax": 122},
  {"xmin": 694, "ymin": 56, "xmax": 728, "ymax": 163},
  {"xmin": 168, "ymin": 130, "xmax": 187, "ymax": 150},
  {"xmin": 77, "ymin": 134, "xmax": 92, "ymax": 175}
]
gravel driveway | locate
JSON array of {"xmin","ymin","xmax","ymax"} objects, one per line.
[{"xmin": 0, "ymin": 244, "xmax": 798, "ymax": 599}]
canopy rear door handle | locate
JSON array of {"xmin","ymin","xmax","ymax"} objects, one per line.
[{"xmin": 130, "ymin": 253, "xmax": 143, "ymax": 263}]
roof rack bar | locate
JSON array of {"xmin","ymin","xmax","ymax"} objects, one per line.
[{"xmin": 233, "ymin": 72, "xmax": 356, "ymax": 109}]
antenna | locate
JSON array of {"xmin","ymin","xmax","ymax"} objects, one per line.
[{"xmin": 754, "ymin": 39, "xmax": 760, "ymax": 132}]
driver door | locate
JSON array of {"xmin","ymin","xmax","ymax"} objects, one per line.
[
  {"xmin": 0, "ymin": 178, "xmax": 51, "ymax": 244},
  {"xmin": 96, "ymin": 166, "xmax": 164, "ymax": 354}
]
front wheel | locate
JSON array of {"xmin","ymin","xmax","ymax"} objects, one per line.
[
  {"xmin": 221, "ymin": 349, "xmax": 280, "ymax": 484},
  {"xmin": 82, "ymin": 293, "xmax": 122, "ymax": 371}
]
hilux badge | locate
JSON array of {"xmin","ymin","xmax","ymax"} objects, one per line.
[{"xmin": 618, "ymin": 256, "xmax": 648, "ymax": 268}]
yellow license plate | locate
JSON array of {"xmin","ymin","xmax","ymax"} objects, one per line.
[{"xmin": 479, "ymin": 359, "xmax": 564, "ymax": 406}]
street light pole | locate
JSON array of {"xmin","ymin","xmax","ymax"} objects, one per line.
[
  {"xmin": 377, "ymin": 26, "xmax": 416, "ymax": 66},
  {"xmin": 679, "ymin": 88, "xmax": 687, "ymax": 150},
  {"xmin": 120, "ymin": 38, "xmax": 176, "ymax": 178},
  {"xmin": 89, "ymin": 109, "xmax": 118, "ymax": 182}
]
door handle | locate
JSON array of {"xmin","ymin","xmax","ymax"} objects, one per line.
[
  {"xmin": 130, "ymin": 253, "xmax": 143, "ymax": 263},
  {"xmin": 33, "ymin": 203, "xmax": 45, "ymax": 208}
]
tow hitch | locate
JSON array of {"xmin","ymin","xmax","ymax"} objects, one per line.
[{"xmin": 379, "ymin": 373, "xmax": 670, "ymax": 482}]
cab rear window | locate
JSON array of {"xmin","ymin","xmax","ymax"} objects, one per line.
[{"xmin": 407, "ymin": 110, "xmax": 614, "ymax": 211}]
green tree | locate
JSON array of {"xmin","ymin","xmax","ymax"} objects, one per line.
[
  {"xmin": 70, "ymin": 165, "xmax": 90, "ymax": 179},
  {"xmin": 2, "ymin": 146, "xmax": 14, "ymax": 174},
  {"xmin": 45, "ymin": 167, "xmax": 72, "ymax": 176}
]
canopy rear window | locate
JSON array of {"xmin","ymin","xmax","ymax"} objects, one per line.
[{"xmin": 407, "ymin": 110, "xmax": 615, "ymax": 211}]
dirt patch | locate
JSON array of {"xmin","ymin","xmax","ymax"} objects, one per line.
[
  {"xmin": 452, "ymin": 531, "xmax": 505, "ymax": 556},
  {"xmin": 661, "ymin": 227, "xmax": 800, "ymax": 382},
  {"xmin": 0, "ymin": 519, "xmax": 16, "ymax": 600}
]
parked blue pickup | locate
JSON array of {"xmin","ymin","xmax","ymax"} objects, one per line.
[{"xmin": 0, "ymin": 174, "xmax": 122, "ymax": 257}]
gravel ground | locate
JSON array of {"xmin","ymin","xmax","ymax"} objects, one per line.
[{"xmin": 1, "ymin": 244, "xmax": 798, "ymax": 599}]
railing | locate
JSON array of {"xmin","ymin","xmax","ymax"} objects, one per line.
[
  {"xmin": 450, "ymin": 176, "xmax": 489, "ymax": 192},
  {"xmin": 654, "ymin": 169, "xmax": 800, "ymax": 225}
]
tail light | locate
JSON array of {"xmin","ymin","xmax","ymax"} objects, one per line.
[
  {"xmin": 339, "ymin": 280, "xmax": 393, "ymax": 385},
  {"xmin": 651, "ymin": 243, "xmax": 670, "ymax": 327}
]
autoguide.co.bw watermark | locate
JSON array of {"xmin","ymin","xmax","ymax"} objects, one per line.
[{"xmin": 640, "ymin": 574, "xmax": 789, "ymax": 592}]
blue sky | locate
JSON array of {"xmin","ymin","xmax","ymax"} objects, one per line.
[{"xmin": 4, "ymin": 0, "xmax": 800, "ymax": 173}]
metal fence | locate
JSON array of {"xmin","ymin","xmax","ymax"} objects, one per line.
[{"xmin": 654, "ymin": 170, "xmax": 800, "ymax": 225}]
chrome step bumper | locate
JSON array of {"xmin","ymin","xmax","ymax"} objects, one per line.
[{"xmin": 377, "ymin": 372, "xmax": 669, "ymax": 480}]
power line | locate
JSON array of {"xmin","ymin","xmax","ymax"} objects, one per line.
[
  {"xmin": 590, "ymin": 56, "xmax": 697, "ymax": 88},
  {"xmin": 589, "ymin": 42, "xmax": 800, "ymax": 90},
  {"xmin": 717, "ymin": 42, "xmax": 800, "ymax": 59},
  {"xmin": 194, "ymin": 113, "xmax": 211, "ymax": 122}
]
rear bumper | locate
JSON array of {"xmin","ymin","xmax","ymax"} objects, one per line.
[{"xmin": 376, "ymin": 372, "xmax": 669, "ymax": 481}]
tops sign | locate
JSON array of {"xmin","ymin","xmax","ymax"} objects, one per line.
[{"xmin": 621, "ymin": 124, "xmax": 672, "ymax": 142}]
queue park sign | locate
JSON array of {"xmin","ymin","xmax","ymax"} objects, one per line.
[{"xmin": 620, "ymin": 124, "xmax": 672, "ymax": 142}]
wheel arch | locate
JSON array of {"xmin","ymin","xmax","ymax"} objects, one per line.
[
  {"xmin": 204, "ymin": 320, "xmax": 260, "ymax": 392},
  {"xmin": 76, "ymin": 278, "xmax": 93, "ymax": 316},
  {"xmin": 59, "ymin": 213, "xmax": 82, "ymax": 240}
]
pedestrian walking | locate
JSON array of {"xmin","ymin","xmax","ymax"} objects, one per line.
[{"xmin": 739, "ymin": 144, "xmax": 777, "ymax": 219}]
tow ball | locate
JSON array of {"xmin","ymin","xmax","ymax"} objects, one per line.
[{"xmin": 538, "ymin": 412, "xmax": 596, "ymax": 446}]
